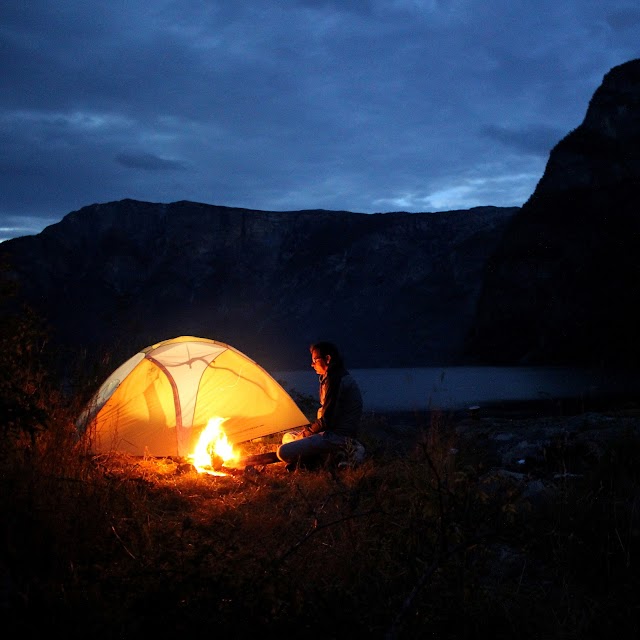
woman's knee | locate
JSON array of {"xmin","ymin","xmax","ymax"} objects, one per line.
[{"xmin": 276, "ymin": 444, "xmax": 290, "ymax": 463}]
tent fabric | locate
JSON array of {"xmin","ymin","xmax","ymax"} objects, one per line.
[{"xmin": 78, "ymin": 336, "xmax": 308, "ymax": 457}]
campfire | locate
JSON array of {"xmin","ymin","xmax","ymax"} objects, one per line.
[
  {"xmin": 188, "ymin": 416, "xmax": 284, "ymax": 475},
  {"xmin": 188, "ymin": 417, "xmax": 240, "ymax": 476}
]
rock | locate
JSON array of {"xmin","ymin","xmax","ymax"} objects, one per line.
[
  {"xmin": 466, "ymin": 58, "xmax": 640, "ymax": 367},
  {"xmin": 0, "ymin": 202, "xmax": 516, "ymax": 372}
]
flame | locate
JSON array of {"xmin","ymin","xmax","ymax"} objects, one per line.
[{"xmin": 189, "ymin": 417, "xmax": 239, "ymax": 475}]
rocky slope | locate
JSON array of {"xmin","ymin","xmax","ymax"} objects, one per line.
[
  {"xmin": 0, "ymin": 201, "xmax": 515, "ymax": 371},
  {"xmin": 465, "ymin": 58, "xmax": 640, "ymax": 368}
]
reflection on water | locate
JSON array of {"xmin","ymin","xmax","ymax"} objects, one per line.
[{"xmin": 274, "ymin": 366, "xmax": 640, "ymax": 412}]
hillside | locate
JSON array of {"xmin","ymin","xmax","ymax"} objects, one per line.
[
  {"xmin": 465, "ymin": 58, "xmax": 640, "ymax": 368},
  {"xmin": 1, "ymin": 202, "xmax": 515, "ymax": 371}
]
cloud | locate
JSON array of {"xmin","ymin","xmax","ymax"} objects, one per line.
[
  {"xmin": 480, "ymin": 124, "xmax": 566, "ymax": 156},
  {"xmin": 606, "ymin": 8, "xmax": 640, "ymax": 31},
  {"xmin": 373, "ymin": 166, "xmax": 542, "ymax": 212},
  {"xmin": 0, "ymin": 214, "xmax": 60, "ymax": 243},
  {"xmin": 1, "ymin": 1, "xmax": 639, "ymax": 241},
  {"xmin": 115, "ymin": 152, "xmax": 187, "ymax": 171}
]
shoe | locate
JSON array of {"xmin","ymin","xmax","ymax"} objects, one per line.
[
  {"xmin": 352, "ymin": 441, "xmax": 366, "ymax": 464},
  {"xmin": 338, "ymin": 440, "xmax": 366, "ymax": 469},
  {"xmin": 282, "ymin": 428, "xmax": 304, "ymax": 444}
]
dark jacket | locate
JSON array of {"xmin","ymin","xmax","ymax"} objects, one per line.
[{"xmin": 306, "ymin": 366, "xmax": 363, "ymax": 438}]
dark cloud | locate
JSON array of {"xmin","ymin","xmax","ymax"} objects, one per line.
[
  {"xmin": 115, "ymin": 152, "xmax": 187, "ymax": 171},
  {"xmin": 481, "ymin": 124, "xmax": 565, "ymax": 156},
  {"xmin": 292, "ymin": 0, "xmax": 375, "ymax": 14},
  {"xmin": 607, "ymin": 8, "xmax": 640, "ymax": 31}
]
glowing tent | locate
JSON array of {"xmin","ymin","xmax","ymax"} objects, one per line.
[{"xmin": 78, "ymin": 336, "xmax": 308, "ymax": 457}]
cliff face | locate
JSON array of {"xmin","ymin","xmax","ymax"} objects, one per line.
[
  {"xmin": 464, "ymin": 59, "xmax": 640, "ymax": 367},
  {"xmin": 1, "ymin": 200, "xmax": 516, "ymax": 371}
]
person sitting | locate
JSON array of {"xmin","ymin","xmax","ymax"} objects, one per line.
[{"xmin": 277, "ymin": 341, "xmax": 365, "ymax": 471}]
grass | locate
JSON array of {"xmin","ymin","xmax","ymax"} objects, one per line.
[
  {"xmin": 3, "ymin": 394, "xmax": 640, "ymax": 640},
  {"xmin": 1, "ymin": 301, "xmax": 639, "ymax": 638}
]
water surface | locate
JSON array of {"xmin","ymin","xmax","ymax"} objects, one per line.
[{"xmin": 274, "ymin": 366, "xmax": 639, "ymax": 412}]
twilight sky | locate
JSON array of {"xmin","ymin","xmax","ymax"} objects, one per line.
[{"xmin": 2, "ymin": 1, "xmax": 640, "ymax": 242}]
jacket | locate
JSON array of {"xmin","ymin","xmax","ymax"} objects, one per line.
[{"xmin": 306, "ymin": 366, "xmax": 363, "ymax": 438}]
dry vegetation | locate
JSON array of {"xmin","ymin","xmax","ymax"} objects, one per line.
[
  {"xmin": 5, "ymin": 400, "xmax": 640, "ymax": 639},
  {"xmin": 2, "ymin": 295, "xmax": 640, "ymax": 638}
]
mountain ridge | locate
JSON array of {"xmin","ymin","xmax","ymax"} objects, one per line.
[{"xmin": 1, "ymin": 201, "xmax": 517, "ymax": 371}]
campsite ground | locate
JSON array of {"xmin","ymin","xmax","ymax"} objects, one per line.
[{"xmin": 4, "ymin": 396, "xmax": 640, "ymax": 639}]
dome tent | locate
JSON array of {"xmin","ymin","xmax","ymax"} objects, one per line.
[{"xmin": 78, "ymin": 336, "xmax": 308, "ymax": 457}]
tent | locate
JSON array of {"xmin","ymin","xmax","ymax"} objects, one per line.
[{"xmin": 78, "ymin": 336, "xmax": 308, "ymax": 457}]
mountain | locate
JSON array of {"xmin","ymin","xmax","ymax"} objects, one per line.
[
  {"xmin": 3, "ymin": 58, "xmax": 639, "ymax": 374},
  {"xmin": 464, "ymin": 58, "xmax": 640, "ymax": 368},
  {"xmin": 0, "ymin": 201, "xmax": 516, "ymax": 372}
]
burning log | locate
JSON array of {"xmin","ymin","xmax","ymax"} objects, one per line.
[
  {"xmin": 189, "ymin": 417, "xmax": 284, "ymax": 474},
  {"xmin": 210, "ymin": 453, "xmax": 226, "ymax": 471},
  {"xmin": 246, "ymin": 451, "xmax": 280, "ymax": 466},
  {"xmin": 224, "ymin": 451, "xmax": 280, "ymax": 470}
]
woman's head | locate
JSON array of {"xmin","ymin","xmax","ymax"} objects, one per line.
[{"xmin": 309, "ymin": 341, "xmax": 344, "ymax": 374}]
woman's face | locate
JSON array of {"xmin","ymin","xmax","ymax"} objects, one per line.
[{"xmin": 310, "ymin": 349, "xmax": 330, "ymax": 375}]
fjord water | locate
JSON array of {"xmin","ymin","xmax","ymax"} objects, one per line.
[{"xmin": 275, "ymin": 366, "xmax": 640, "ymax": 413}]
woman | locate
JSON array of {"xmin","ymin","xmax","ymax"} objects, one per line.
[{"xmin": 277, "ymin": 341, "xmax": 365, "ymax": 470}]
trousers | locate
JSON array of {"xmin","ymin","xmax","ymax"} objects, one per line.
[{"xmin": 276, "ymin": 430, "xmax": 360, "ymax": 465}]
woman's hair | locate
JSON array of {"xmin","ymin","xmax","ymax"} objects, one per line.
[{"xmin": 310, "ymin": 341, "xmax": 345, "ymax": 369}]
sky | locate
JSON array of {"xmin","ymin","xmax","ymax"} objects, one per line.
[{"xmin": 2, "ymin": 1, "xmax": 640, "ymax": 243}]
